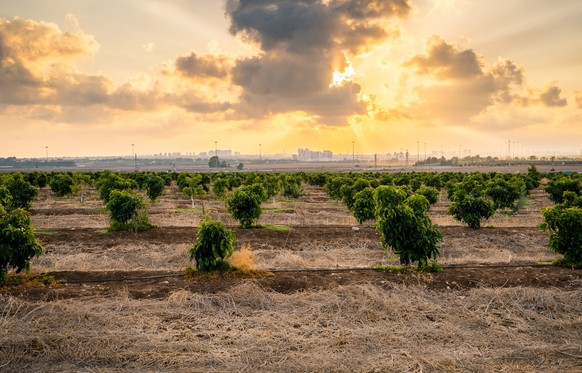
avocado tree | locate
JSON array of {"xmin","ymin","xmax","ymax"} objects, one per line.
[
  {"xmin": 351, "ymin": 187, "xmax": 376, "ymax": 224},
  {"xmin": 189, "ymin": 217, "xmax": 236, "ymax": 271},
  {"xmin": 49, "ymin": 173, "xmax": 74, "ymax": 197},
  {"xmin": 144, "ymin": 174, "xmax": 165, "ymax": 202},
  {"xmin": 225, "ymin": 184, "xmax": 265, "ymax": 228},
  {"xmin": 5, "ymin": 173, "xmax": 39, "ymax": 210},
  {"xmin": 374, "ymin": 186, "xmax": 442, "ymax": 268},
  {"xmin": 0, "ymin": 205, "xmax": 43, "ymax": 283},
  {"xmin": 105, "ymin": 190, "xmax": 152, "ymax": 232},
  {"xmin": 448, "ymin": 177, "xmax": 495, "ymax": 229},
  {"xmin": 182, "ymin": 176, "xmax": 207, "ymax": 211},
  {"xmin": 96, "ymin": 171, "xmax": 136, "ymax": 203},
  {"xmin": 540, "ymin": 191, "xmax": 582, "ymax": 266}
]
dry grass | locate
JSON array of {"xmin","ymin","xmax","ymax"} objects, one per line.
[
  {"xmin": 228, "ymin": 244, "xmax": 257, "ymax": 270},
  {"xmin": 1, "ymin": 283, "xmax": 580, "ymax": 372}
]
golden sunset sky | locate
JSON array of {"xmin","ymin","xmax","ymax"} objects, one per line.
[{"xmin": 1, "ymin": 0, "xmax": 581, "ymax": 158}]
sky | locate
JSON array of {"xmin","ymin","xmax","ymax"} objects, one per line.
[{"xmin": 1, "ymin": 0, "xmax": 581, "ymax": 158}]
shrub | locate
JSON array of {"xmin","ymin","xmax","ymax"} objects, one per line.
[
  {"xmin": 96, "ymin": 172, "xmax": 135, "ymax": 203},
  {"xmin": 0, "ymin": 206, "xmax": 43, "ymax": 283},
  {"xmin": 225, "ymin": 185, "xmax": 263, "ymax": 228},
  {"xmin": 449, "ymin": 194, "xmax": 495, "ymax": 229},
  {"xmin": 5, "ymin": 174, "xmax": 39, "ymax": 210},
  {"xmin": 374, "ymin": 186, "xmax": 441, "ymax": 268},
  {"xmin": 49, "ymin": 173, "xmax": 74, "ymax": 197},
  {"xmin": 545, "ymin": 177, "xmax": 581, "ymax": 203},
  {"xmin": 351, "ymin": 187, "xmax": 376, "ymax": 224},
  {"xmin": 189, "ymin": 217, "xmax": 235, "ymax": 271},
  {"xmin": 540, "ymin": 192, "xmax": 582, "ymax": 265},
  {"xmin": 144, "ymin": 174, "xmax": 165, "ymax": 201},
  {"xmin": 106, "ymin": 190, "xmax": 152, "ymax": 232},
  {"xmin": 416, "ymin": 186, "xmax": 439, "ymax": 205}
]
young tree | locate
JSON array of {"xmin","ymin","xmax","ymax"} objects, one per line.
[
  {"xmin": 0, "ymin": 206, "xmax": 43, "ymax": 283},
  {"xmin": 182, "ymin": 177, "xmax": 207, "ymax": 211},
  {"xmin": 105, "ymin": 190, "xmax": 152, "ymax": 232},
  {"xmin": 540, "ymin": 191, "xmax": 582, "ymax": 265},
  {"xmin": 225, "ymin": 184, "xmax": 265, "ymax": 228},
  {"xmin": 96, "ymin": 171, "xmax": 136, "ymax": 203},
  {"xmin": 144, "ymin": 174, "xmax": 165, "ymax": 202},
  {"xmin": 5, "ymin": 173, "xmax": 39, "ymax": 210},
  {"xmin": 189, "ymin": 217, "xmax": 235, "ymax": 271},
  {"xmin": 373, "ymin": 186, "xmax": 441, "ymax": 268},
  {"xmin": 416, "ymin": 186, "xmax": 439, "ymax": 205},
  {"xmin": 212, "ymin": 177, "xmax": 230, "ymax": 198},
  {"xmin": 49, "ymin": 173, "xmax": 75, "ymax": 197},
  {"xmin": 351, "ymin": 187, "xmax": 376, "ymax": 224},
  {"xmin": 72, "ymin": 172, "xmax": 92, "ymax": 203},
  {"xmin": 449, "ymin": 194, "xmax": 495, "ymax": 228}
]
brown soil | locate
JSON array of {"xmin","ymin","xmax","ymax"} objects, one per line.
[{"xmin": 5, "ymin": 266, "xmax": 581, "ymax": 302}]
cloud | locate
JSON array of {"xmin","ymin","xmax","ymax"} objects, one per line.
[
  {"xmin": 224, "ymin": 0, "xmax": 411, "ymax": 125},
  {"xmin": 403, "ymin": 36, "xmax": 526, "ymax": 122},
  {"xmin": 539, "ymin": 85, "xmax": 567, "ymax": 107},
  {"xmin": 174, "ymin": 52, "xmax": 231, "ymax": 79},
  {"xmin": 575, "ymin": 91, "xmax": 582, "ymax": 109}
]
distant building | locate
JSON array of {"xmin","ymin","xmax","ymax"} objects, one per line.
[{"xmin": 296, "ymin": 148, "xmax": 333, "ymax": 161}]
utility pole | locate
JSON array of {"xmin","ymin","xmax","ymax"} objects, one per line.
[
  {"xmin": 424, "ymin": 142, "xmax": 427, "ymax": 162},
  {"xmin": 45, "ymin": 146, "xmax": 48, "ymax": 162},
  {"xmin": 417, "ymin": 140, "xmax": 419, "ymax": 165},
  {"xmin": 352, "ymin": 140, "xmax": 355, "ymax": 168},
  {"xmin": 374, "ymin": 153, "xmax": 377, "ymax": 169},
  {"xmin": 215, "ymin": 141, "xmax": 218, "ymax": 158},
  {"xmin": 259, "ymin": 143, "xmax": 262, "ymax": 163}
]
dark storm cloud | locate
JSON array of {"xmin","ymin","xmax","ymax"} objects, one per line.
[{"xmin": 223, "ymin": 0, "xmax": 411, "ymax": 124}]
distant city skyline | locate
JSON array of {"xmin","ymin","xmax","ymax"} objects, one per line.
[{"xmin": 1, "ymin": 1, "xmax": 581, "ymax": 157}]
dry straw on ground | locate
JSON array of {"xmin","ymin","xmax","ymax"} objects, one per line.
[{"xmin": 1, "ymin": 283, "xmax": 580, "ymax": 372}]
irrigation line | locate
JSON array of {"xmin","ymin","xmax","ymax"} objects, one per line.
[{"xmin": 54, "ymin": 263, "xmax": 557, "ymax": 285}]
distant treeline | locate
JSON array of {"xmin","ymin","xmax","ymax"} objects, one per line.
[{"xmin": 0, "ymin": 157, "xmax": 76, "ymax": 168}]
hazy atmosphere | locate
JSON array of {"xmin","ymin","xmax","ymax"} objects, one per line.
[{"xmin": 1, "ymin": 0, "xmax": 581, "ymax": 158}]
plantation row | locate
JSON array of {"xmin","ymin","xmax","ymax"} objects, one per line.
[{"xmin": 1, "ymin": 168, "xmax": 581, "ymax": 280}]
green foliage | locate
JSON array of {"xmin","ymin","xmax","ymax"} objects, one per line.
[
  {"xmin": 144, "ymin": 174, "xmax": 165, "ymax": 201},
  {"xmin": 96, "ymin": 172, "xmax": 135, "ymax": 203},
  {"xmin": 49, "ymin": 173, "xmax": 74, "ymax": 197},
  {"xmin": 0, "ymin": 185, "xmax": 12, "ymax": 208},
  {"xmin": 485, "ymin": 177, "xmax": 525, "ymax": 210},
  {"xmin": 212, "ymin": 177, "xmax": 230, "ymax": 198},
  {"xmin": 225, "ymin": 185, "xmax": 264, "ymax": 228},
  {"xmin": 351, "ymin": 187, "xmax": 376, "ymax": 224},
  {"xmin": 106, "ymin": 190, "xmax": 152, "ymax": 232},
  {"xmin": 540, "ymin": 193, "xmax": 582, "ymax": 264},
  {"xmin": 5, "ymin": 173, "xmax": 39, "ymax": 210},
  {"xmin": 449, "ymin": 194, "xmax": 495, "ymax": 228},
  {"xmin": 0, "ymin": 206, "xmax": 43, "ymax": 282},
  {"xmin": 545, "ymin": 176, "xmax": 581, "ymax": 203},
  {"xmin": 374, "ymin": 186, "xmax": 441, "ymax": 268},
  {"xmin": 281, "ymin": 176, "xmax": 303, "ymax": 199},
  {"xmin": 189, "ymin": 217, "xmax": 235, "ymax": 271},
  {"xmin": 416, "ymin": 186, "xmax": 439, "ymax": 205}
]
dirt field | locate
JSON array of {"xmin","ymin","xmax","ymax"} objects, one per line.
[{"xmin": 1, "ymin": 178, "xmax": 581, "ymax": 372}]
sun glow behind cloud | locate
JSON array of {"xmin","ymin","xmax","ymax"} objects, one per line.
[{"xmin": 330, "ymin": 63, "xmax": 356, "ymax": 87}]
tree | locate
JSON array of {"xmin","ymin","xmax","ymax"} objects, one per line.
[
  {"xmin": 351, "ymin": 187, "xmax": 376, "ymax": 224},
  {"xmin": 189, "ymin": 217, "xmax": 235, "ymax": 271},
  {"xmin": 416, "ymin": 186, "xmax": 439, "ymax": 205},
  {"xmin": 208, "ymin": 156, "xmax": 220, "ymax": 168},
  {"xmin": 449, "ymin": 194, "xmax": 495, "ymax": 228},
  {"xmin": 105, "ymin": 190, "xmax": 152, "ymax": 232},
  {"xmin": 144, "ymin": 174, "xmax": 165, "ymax": 202},
  {"xmin": 0, "ymin": 206, "xmax": 43, "ymax": 282},
  {"xmin": 545, "ymin": 177, "xmax": 581, "ymax": 203},
  {"xmin": 225, "ymin": 185, "xmax": 264, "ymax": 228},
  {"xmin": 374, "ymin": 186, "xmax": 441, "ymax": 268},
  {"xmin": 212, "ymin": 177, "xmax": 230, "ymax": 198},
  {"xmin": 96, "ymin": 172, "xmax": 135, "ymax": 203},
  {"xmin": 72, "ymin": 172, "xmax": 92, "ymax": 203},
  {"xmin": 49, "ymin": 173, "xmax": 74, "ymax": 197},
  {"xmin": 485, "ymin": 177, "xmax": 524, "ymax": 210},
  {"xmin": 6, "ymin": 173, "xmax": 39, "ymax": 210},
  {"xmin": 182, "ymin": 178, "xmax": 207, "ymax": 211},
  {"xmin": 540, "ymin": 191, "xmax": 582, "ymax": 265}
]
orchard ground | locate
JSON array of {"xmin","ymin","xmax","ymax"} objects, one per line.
[{"xmin": 1, "ymin": 165, "xmax": 581, "ymax": 372}]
